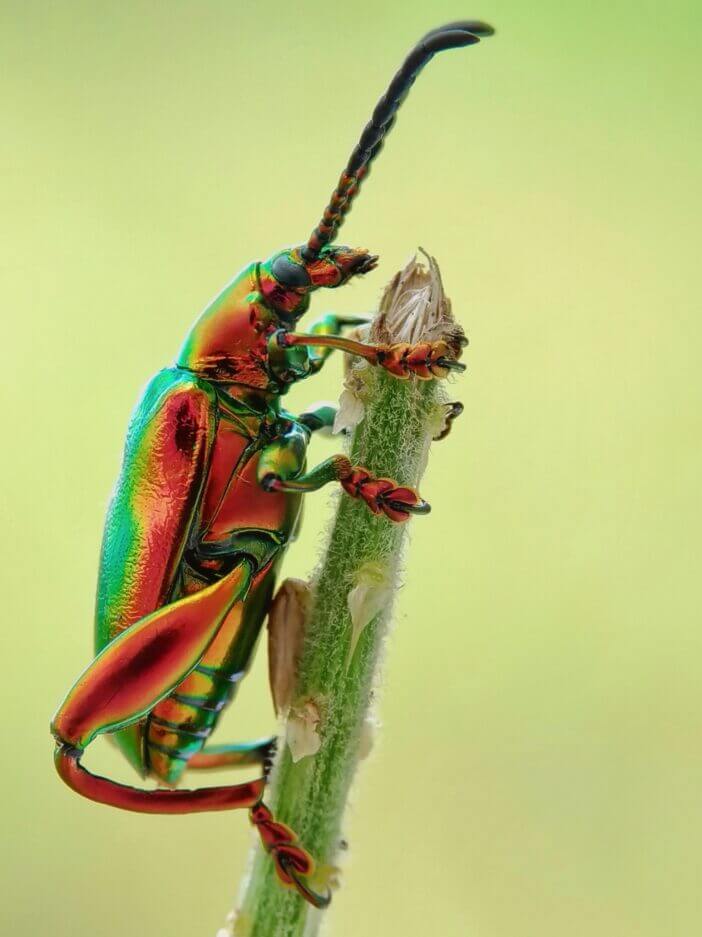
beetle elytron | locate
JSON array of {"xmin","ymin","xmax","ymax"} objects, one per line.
[{"xmin": 51, "ymin": 21, "xmax": 493, "ymax": 907}]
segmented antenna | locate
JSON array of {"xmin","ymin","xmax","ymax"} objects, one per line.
[{"xmin": 302, "ymin": 21, "xmax": 494, "ymax": 260}]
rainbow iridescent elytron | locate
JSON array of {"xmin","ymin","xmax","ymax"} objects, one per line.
[{"xmin": 51, "ymin": 21, "xmax": 493, "ymax": 908}]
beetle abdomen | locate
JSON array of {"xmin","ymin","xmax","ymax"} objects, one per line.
[{"xmin": 146, "ymin": 663, "xmax": 243, "ymax": 785}]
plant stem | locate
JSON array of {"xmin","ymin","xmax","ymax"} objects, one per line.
[{"xmin": 234, "ymin": 253, "xmax": 462, "ymax": 937}]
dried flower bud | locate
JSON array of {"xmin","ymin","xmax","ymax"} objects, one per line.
[{"xmin": 372, "ymin": 248, "xmax": 465, "ymax": 356}]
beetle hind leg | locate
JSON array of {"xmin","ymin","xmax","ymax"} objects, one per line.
[
  {"xmin": 51, "ymin": 560, "xmax": 266, "ymax": 814},
  {"xmin": 51, "ymin": 560, "xmax": 330, "ymax": 907},
  {"xmin": 54, "ymin": 744, "xmax": 329, "ymax": 906},
  {"xmin": 54, "ymin": 743, "xmax": 264, "ymax": 814}
]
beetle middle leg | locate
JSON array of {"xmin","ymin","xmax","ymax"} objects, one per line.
[{"xmin": 258, "ymin": 425, "xmax": 430, "ymax": 523}]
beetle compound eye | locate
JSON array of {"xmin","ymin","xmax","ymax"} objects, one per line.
[{"xmin": 271, "ymin": 254, "xmax": 311, "ymax": 288}]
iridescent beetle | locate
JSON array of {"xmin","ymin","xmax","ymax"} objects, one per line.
[{"xmin": 51, "ymin": 21, "xmax": 493, "ymax": 907}]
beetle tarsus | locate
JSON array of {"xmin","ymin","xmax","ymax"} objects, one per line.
[
  {"xmin": 434, "ymin": 401, "xmax": 464, "ymax": 441},
  {"xmin": 186, "ymin": 737, "xmax": 277, "ymax": 772},
  {"xmin": 281, "ymin": 856, "xmax": 332, "ymax": 910},
  {"xmin": 388, "ymin": 497, "xmax": 431, "ymax": 516},
  {"xmin": 283, "ymin": 333, "xmax": 465, "ymax": 380},
  {"xmin": 250, "ymin": 800, "xmax": 331, "ymax": 908},
  {"xmin": 340, "ymin": 466, "xmax": 429, "ymax": 522},
  {"xmin": 435, "ymin": 356, "xmax": 466, "ymax": 373}
]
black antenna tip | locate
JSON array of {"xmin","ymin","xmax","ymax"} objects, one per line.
[{"xmin": 426, "ymin": 21, "xmax": 495, "ymax": 40}]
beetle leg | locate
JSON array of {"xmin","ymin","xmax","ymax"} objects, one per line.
[
  {"xmin": 304, "ymin": 312, "xmax": 372, "ymax": 372},
  {"xmin": 250, "ymin": 801, "xmax": 332, "ymax": 909},
  {"xmin": 338, "ymin": 464, "xmax": 431, "ymax": 522},
  {"xmin": 53, "ymin": 561, "xmax": 328, "ymax": 905},
  {"xmin": 188, "ymin": 738, "xmax": 277, "ymax": 773},
  {"xmin": 55, "ymin": 751, "xmax": 326, "ymax": 908},
  {"xmin": 52, "ymin": 560, "xmax": 266, "ymax": 813},
  {"xmin": 298, "ymin": 402, "xmax": 338, "ymax": 435},
  {"xmin": 256, "ymin": 420, "xmax": 428, "ymax": 521},
  {"xmin": 433, "ymin": 401, "xmax": 464, "ymax": 441},
  {"xmin": 259, "ymin": 453, "xmax": 430, "ymax": 524},
  {"xmin": 282, "ymin": 331, "xmax": 466, "ymax": 380}
]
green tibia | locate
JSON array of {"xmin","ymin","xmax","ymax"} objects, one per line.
[
  {"xmin": 264, "ymin": 455, "xmax": 350, "ymax": 494},
  {"xmin": 256, "ymin": 415, "xmax": 349, "ymax": 495}
]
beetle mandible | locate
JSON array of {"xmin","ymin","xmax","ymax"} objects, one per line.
[{"xmin": 51, "ymin": 21, "xmax": 494, "ymax": 907}]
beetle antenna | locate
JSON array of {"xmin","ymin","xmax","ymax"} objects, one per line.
[{"xmin": 302, "ymin": 21, "xmax": 494, "ymax": 260}]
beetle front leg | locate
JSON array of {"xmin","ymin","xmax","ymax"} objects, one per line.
[
  {"xmin": 304, "ymin": 312, "xmax": 372, "ymax": 373},
  {"xmin": 281, "ymin": 331, "xmax": 466, "ymax": 380}
]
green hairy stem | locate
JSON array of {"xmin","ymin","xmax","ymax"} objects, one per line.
[{"xmin": 230, "ymin": 252, "xmax": 462, "ymax": 937}]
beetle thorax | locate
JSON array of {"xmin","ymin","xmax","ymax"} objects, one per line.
[{"xmin": 177, "ymin": 262, "xmax": 285, "ymax": 390}]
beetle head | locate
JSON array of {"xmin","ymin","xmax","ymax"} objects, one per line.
[{"xmin": 260, "ymin": 245, "xmax": 378, "ymax": 317}]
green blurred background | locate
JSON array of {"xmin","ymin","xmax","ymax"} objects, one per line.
[{"xmin": 2, "ymin": 1, "xmax": 700, "ymax": 934}]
